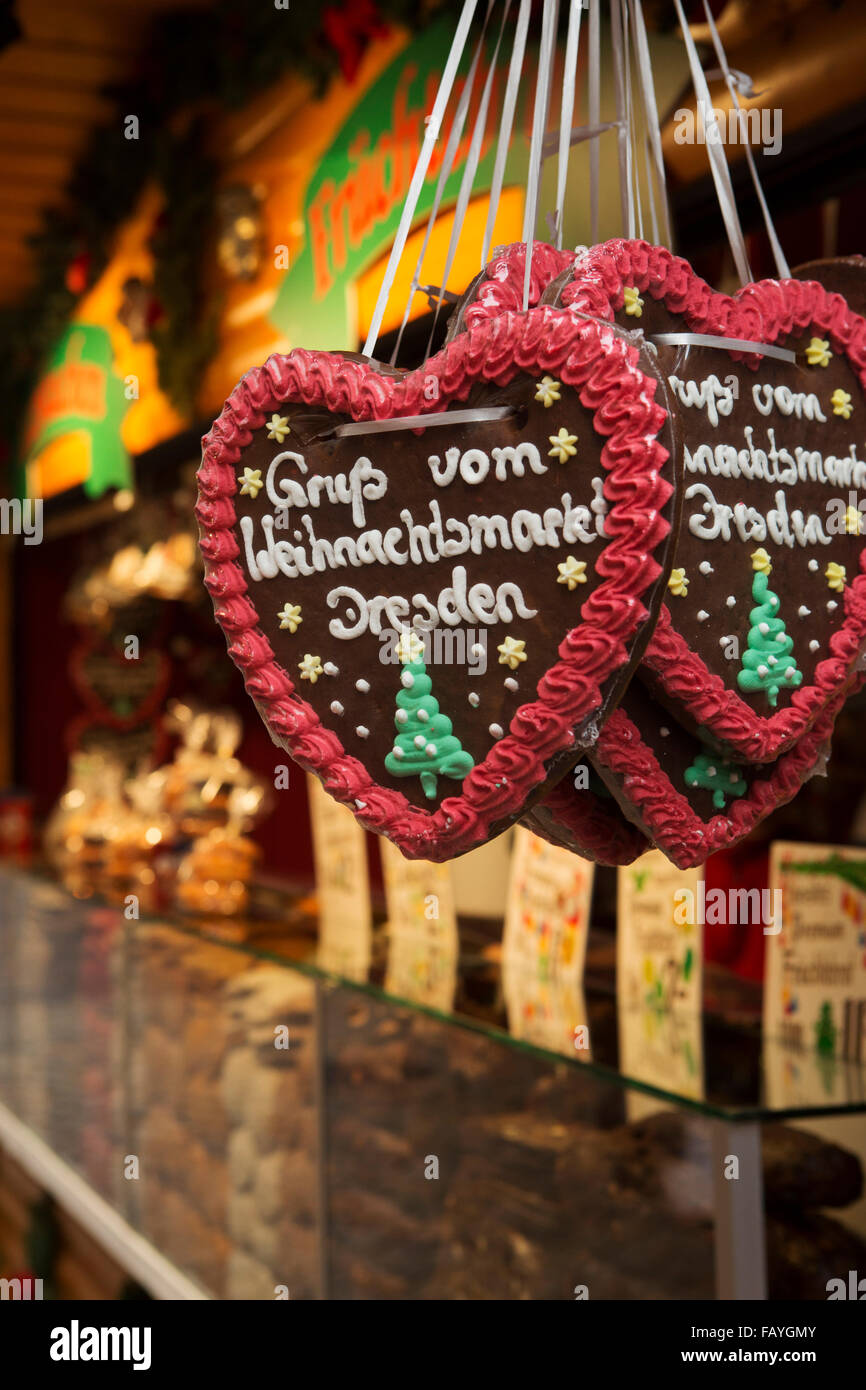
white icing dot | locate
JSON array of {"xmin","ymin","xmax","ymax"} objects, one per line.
[
  {"xmin": 697, "ymin": 610, "xmax": 709, "ymax": 622},
  {"xmin": 425, "ymin": 743, "xmax": 437, "ymax": 758},
  {"xmin": 775, "ymin": 633, "xmax": 786, "ymax": 642},
  {"xmin": 783, "ymin": 667, "xmax": 795, "ymax": 678},
  {"xmin": 489, "ymin": 724, "xmax": 504, "ymax": 739},
  {"xmin": 660, "ymin": 727, "xmax": 670, "ymax": 738},
  {"xmin": 707, "ymin": 766, "xmax": 716, "ymax": 777},
  {"xmin": 330, "ymin": 701, "xmax": 344, "ymax": 716},
  {"xmin": 504, "ymin": 677, "xmax": 519, "ymax": 692},
  {"xmin": 798, "ymin": 606, "xmax": 810, "ymax": 618},
  {"xmin": 809, "ymin": 640, "xmax": 820, "ymax": 653},
  {"xmin": 718, "ymin": 636, "xmax": 729, "ymax": 647},
  {"xmin": 468, "ymin": 692, "xmax": 480, "ymax": 707},
  {"xmin": 355, "ymin": 678, "xmax": 369, "ymax": 693},
  {"xmin": 392, "ymin": 746, "xmax": 404, "ymax": 760},
  {"xmin": 401, "ymin": 670, "xmax": 415, "ymax": 688},
  {"xmin": 355, "ymin": 799, "xmax": 366, "ymax": 810},
  {"xmin": 726, "ymin": 596, "xmax": 736, "ymax": 607},
  {"xmin": 356, "ymin": 726, "xmax": 369, "ymax": 738},
  {"xmin": 758, "ymin": 664, "xmax": 769, "ymax": 676},
  {"xmin": 396, "ymin": 709, "xmax": 409, "ymax": 724},
  {"xmin": 470, "ymin": 642, "xmax": 484, "ymax": 657},
  {"xmin": 827, "ymin": 600, "xmax": 838, "ymax": 612},
  {"xmin": 699, "ymin": 561, "xmax": 714, "ymax": 575},
  {"xmin": 346, "ymin": 607, "xmax": 357, "ymax": 621},
  {"xmin": 770, "ymin": 597, "xmax": 778, "ymax": 608},
  {"xmin": 417, "ymin": 708, "xmax": 429, "ymax": 722},
  {"xmin": 809, "ymin": 559, "xmax": 819, "ymax": 572},
  {"xmin": 768, "ymin": 656, "xmax": 777, "ymax": 666},
  {"xmin": 293, "ymin": 530, "xmax": 303, "ymax": 541},
  {"xmin": 759, "ymin": 622, "xmax": 769, "ymax": 635},
  {"xmin": 414, "ymin": 735, "xmax": 426, "ymax": 749},
  {"xmin": 323, "ymin": 661, "xmax": 339, "ymax": 676}
]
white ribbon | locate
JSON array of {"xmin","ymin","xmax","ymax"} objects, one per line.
[
  {"xmin": 672, "ymin": 0, "xmax": 751, "ymax": 285},
  {"xmin": 701, "ymin": 0, "xmax": 790, "ymax": 279},
  {"xmin": 480, "ymin": 0, "xmax": 533, "ymax": 267},
  {"xmin": 522, "ymin": 0, "xmax": 560, "ymax": 310},
  {"xmin": 553, "ymin": 0, "xmax": 585, "ymax": 250},
  {"xmin": 652, "ymin": 331, "xmax": 797, "ymax": 363},
  {"xmin": 631, "ymin": 0, "xmax": 671, "ymax": 245},
  {"xmin": 588, "ymin": 0, "xmax": 601, "ymax": 246},
  {"xmin": 333, "ymin": 407, "xmax": 513, "ymax": 438},
  {"xmin": 362, "ymin": 0, "xmax": 479, "ymax": 359}
]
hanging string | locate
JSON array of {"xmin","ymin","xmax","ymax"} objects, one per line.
[
  {"xmin": 631, "ymin": 0, "xmax": 671, "ymax": 245},
  {"xmin": 609, "ymin": 0, "xmax": 634, "ymax": 237},
  {"xmin": 622, "ymin": 0, "xmax": 642, "ymax": 240},
  {"xmin": 481, "ymin": 0, "xmax": 533, "ymax": 267},
  {"xmin": 701, "ymin": 0, "xmax": 789, "ymax": 278},
  {"xmin": 552, "ymin": 0, "xmax": 585, "ymax": 249},
  {"xmin": 522, "ymin": 0, "xmax": 560, "ymax": 310},
  {"xmin": 389, "ymin": 1, "xmax": 495, "ymax": 366},
  {"xmin": 588, "ymin": 0, "xmax": 601, "ymax": 245},
  {"xmin": 362, "ymin": 0, "xmax": 479, "ymax": 359},
  {"xmin": 425, "ymin": 0, "xmax": 515, "ymax": 356},
  {"xmin": 672, "ymin": 0, "xmax": 751, "ymax": 284}
]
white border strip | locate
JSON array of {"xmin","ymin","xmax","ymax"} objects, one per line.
[{"xmin": 0, "ymin": 1100, "xmax": 210, "ymax": 1301}]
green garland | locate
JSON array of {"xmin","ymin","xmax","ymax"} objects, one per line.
[{"xmin": 0, "ymin": 0, "xmax": 448, "ymax": 464}]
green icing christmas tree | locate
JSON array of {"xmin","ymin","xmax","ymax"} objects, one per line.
[
  {"xmin": 384, "ymin": 658, "xmax": 475, "ymax": 800},
  {"xmin": 814, "ymin": 1001, "xmax": 837, "ymax": 1057},
  {"xmin": 737, "ymin": 568, "xmax": 803, "ymax": 707},
  {"xmin": 684, "ymin": 751, "xmax": 747, "ymax": 809}
]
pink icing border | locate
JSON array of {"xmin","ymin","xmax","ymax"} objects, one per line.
[
  {"xmin": 591, "ymin": 678, "xmax": 858, "ymax": 870},
  {"xmin": 524, "ymin": 774, "xmax": 649, "ymax": 866},
  {"xmin": 457, "ymin": 242, "xmax": 574, "ymax": 333},
  {"xmin": 559, "ymin": 237, "xmax": 866, "ymax": 762},
  {"xmin": 196, "ymin": 305, "xmax": 672, "ymax": 860}
]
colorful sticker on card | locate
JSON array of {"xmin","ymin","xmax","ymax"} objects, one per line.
[
  {"xmin": 380, "ymin": 838, "xmax": 458, "ymax": 1011},
  {"xmin": 502, "ymin": 827, "xmax": 592, "ymax": 1059},
  {"xmin": 307, "ymin": 773, "xmax": 372, "ymax": 981},
  {"xmin": 765, "ymin": 843, "xmax": 866, "ymax": 1097},
  {"xmin": 616, "ymin": 850, "xmax": 704, "ymax": 1118}
]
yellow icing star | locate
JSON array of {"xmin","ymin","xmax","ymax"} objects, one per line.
[
  {"xmin": 623, "ymin": 285, "xmax": 644, "ymax": 318},
  {"xmin": 278, "ymin": 602, "xmax": 303, "ymax": 633},
  {"xmin": 751, "ymin": 547, "xmax": 772, "ymax": 575},
  {"xmin": 557, "ymin": 556, "xmax": 587, "ymax": 590},
  {"xmin": 831, "ymin": 388, "xmax": 853, "ymax": 419},
  {"xmin": 548, "ymin": 427, "xmax": 578, "ymax": 464},
  {"xmin": 497, "ymin": 636, "xmax": 527, "ymax": 670},
  {"xmin": 805, "ymin": 337, "xmax": 831, "ymax": 367},
  {"xmin": 534, "ymin": 376, "xmax": 562, "ymax": 408},
  {"xmin": 237, "ymin": 466, "xmax": 263, "ymax": 499},
  {"xmin": 668, "ymin": 568, "xmax": 689, "ymax": 597},
  {"xmin": 845, "ymin": 506, "xmax": 862, "ymax": 536},
  {"xmin": 298, "ymin": 653, "xmax": 324, "ymax": 683},
  {"xmin": 266, "ymin": 413, "xmax": 291, "ymax": 442},
  {"xmin": 396, "ymin": 628, "xmax": 425, "ymax": 663},
  {"xmin": 826, "ymin": 561, "xmax": 847, "ymax": 592}
]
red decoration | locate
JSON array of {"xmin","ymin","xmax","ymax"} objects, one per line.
[
  {"xmin": 321, "ymin": 0, "xmax": 389, "ymax": 83},
  {"xmin": 65, "ymin": 251, "xmax": 91, "ymax": 296}
]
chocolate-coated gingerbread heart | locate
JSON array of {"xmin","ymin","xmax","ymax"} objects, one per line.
[
  {"xmin": 197, "ymin": 305, "xmax": 677, "ymax": 860},
  {"xmin": 550, "ymin": 239, "xmax": 866, "ymax": 763}
]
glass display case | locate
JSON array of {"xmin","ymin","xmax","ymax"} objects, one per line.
[{"xmin": 0, "ymin": 863, "xmax": 864, "ymax": 1301}]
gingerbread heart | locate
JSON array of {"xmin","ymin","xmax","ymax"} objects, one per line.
[
  {"xmin": 581, "ymin": 675, "xmax": 857, "ymax": 869},
  {"xmin": 197, "ymin": 305, "xmax": 677, "ymax": 860},
  {"xmin": 524, "ymin": 759, "xmax": 650, "ymax": 866},
  {"xmin": 551, "ymin": 238, "xmax": 866, "ymax": 763}
]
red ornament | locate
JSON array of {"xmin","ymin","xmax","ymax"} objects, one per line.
[
  {"xmin": 65, "ymin": 251, "xmax": 91, "ymax": 296},
  {"xmin": 321, "ymin": 0, "xmax": 388, "ymax": 83}
]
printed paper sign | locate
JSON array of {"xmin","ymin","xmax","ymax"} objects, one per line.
[
  {"xmin": 307, "ymin": 774, "xmax": 372, "ymax": 981},
  {"xmin": 502, "ymin": 827, "xmax": 592, "ymax": 1058},
  {"xmin": 766, "ymin": 841, "xmax": 866, "ymax": 1063},
  {"xmin": 380, "ymin": 838, "xmax": 458, "ymax": 1011},
  {"xmin": 617, "ymin": 851, "xmax": 704, "ymax": 1117}
]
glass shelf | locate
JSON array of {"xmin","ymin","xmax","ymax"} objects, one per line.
[{"xmin": 1, "ymin": 863, "xmax": 865, "ymax": 1300}]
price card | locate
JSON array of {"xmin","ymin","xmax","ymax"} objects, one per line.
[
  {"xmin": 617, "ymin": 851, "xmax": 704, "ymax": 1118},
  {"xmin": 502, "ymin": 827, "xmax": 593, "ymax": 1058},
  {"xmin": 765, "ymin": 842, "xmax": 866, "ymax": 1065},
  {"xmin": 307, "ymin": 774, "xmax": 372, "ymax": 981},
  {"xmin": 380, "ymin": 839, "xmax": 458, "ymax": 1011}
]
